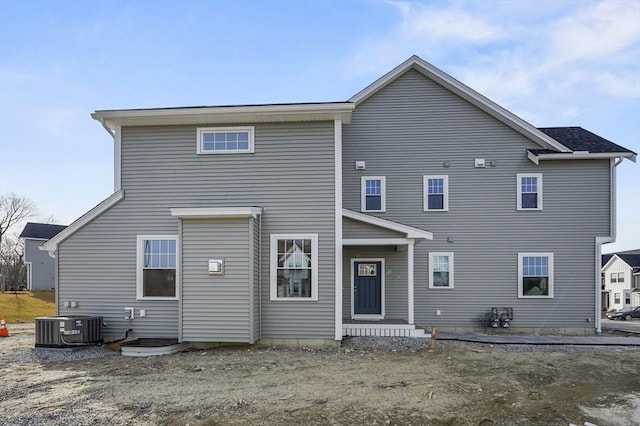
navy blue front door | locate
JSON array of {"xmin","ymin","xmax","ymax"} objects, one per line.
[{"xmin": 354, "ymin": 261, "xmax": 382, "ymax": 315}]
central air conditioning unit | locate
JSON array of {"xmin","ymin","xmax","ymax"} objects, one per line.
[{"xmin": 35, "ymin": 316, "xmax": 103, "ymax": 348}]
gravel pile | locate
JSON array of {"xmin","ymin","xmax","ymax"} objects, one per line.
[
  {"xmin": 4, "ymin": 345, "xmax": 117, "ymax": 364},
  {"xmin": 342, "ymin": 336, "xmax": 440, "ymax": 352}
]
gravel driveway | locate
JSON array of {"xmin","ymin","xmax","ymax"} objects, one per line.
[{"xmin": 1, "ymin": 323, "xmax": 639, "ymax": 426}]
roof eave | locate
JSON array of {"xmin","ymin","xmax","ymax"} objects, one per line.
[
  {"xmin": 91, "ymin": 103, "xmax": 355, "ymax": 130},
  {"xmin": 528, "ymin": 151, "xmax": 637, "ymax": 163}
]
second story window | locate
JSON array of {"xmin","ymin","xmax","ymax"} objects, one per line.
[
  {"xmin": 517, "ymin": 173, "xmax": 543, "ymax": 210},
  {"xmin": 424, "ymin": 175, "xmax": 449, "ymax": 211},
  {"xmin": 197, "ymin": 126, "xmax": 254, "ymax": 154},
  {"xmin": 361, "ymin": 177, "xmax": 386, "ymax": 212}
]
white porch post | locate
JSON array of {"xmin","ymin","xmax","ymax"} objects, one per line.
[{"xmin": 408, "ymin": 240, "xmax": 415, "ymax": 325}]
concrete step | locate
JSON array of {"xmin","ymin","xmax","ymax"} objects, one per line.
[{"xmin": 409, "ymin": 328, "xmax": 431, "ymax": 338}]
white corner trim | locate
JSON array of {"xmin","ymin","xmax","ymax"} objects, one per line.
[
  {"xmin": 170, "ymin": 207, "xmax": 262, "ymax": 219},
  {"xmin": 343, "ymin": 209, "xmax": 433, "ymax": 240},
  {"xmin": 407, "ymin": 241, "xmax": 414, "ymax": 325},
  {"xmin": 348, "ymin": 55, "xmax": 570, "ymax": 153},
  {"xmin": 351, "ymin": 258, "xmax": 385, "ymax": 320},
  {"xmin": 43, "ymin": 190, "xmax": 125, "ymax": 252},
  {"xmin": 334, "ymin": 119, "xmax": 343, "ymax": 340},
  {"xmin": 114, "ymin": 125, "xmax": 122, "ymax": 191}
]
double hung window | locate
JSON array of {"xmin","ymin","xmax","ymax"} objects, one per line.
[
  {"xmin": 518, "ymin": 253, "xmax": 553, "ymax": 298},
  {"xmin": 517, "ymin": 174, "xmax": 543, "ymax": 210},
  {"xmin": 423, "ymin": 175, "xmax": 449, "ymax": 211},
  {"xmin": 361, "ymin": 177, "xmax": 386, "ymax": 212},
  {"xmin": 137, "ymin": 236, "xmax": 178, "ymax": 300}
]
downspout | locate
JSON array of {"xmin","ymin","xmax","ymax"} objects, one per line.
[
  {"xmin": 595, "ymin": 157, "xmax": 623, "ymax": 335},
  {"xmin": 258, "ymin": 213, "xmax": 262, "ymax": 340}
]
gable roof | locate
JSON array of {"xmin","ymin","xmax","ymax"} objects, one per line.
[
  {"xmin": 342, "ymin": 209, "xmax": 433, "ymax": 240},
  {"xmin": 602, "ymin": 253, "xmax": 640, "ymax": 272},
  {"xmin": 349, "ymin": 55, "xmax": 571, "ymax": 153},
  {"xmin": 19, "ymin": 222, "xmax": 67, "ymax": 240},
  {"xmin": 618, "ymin": 254, "xmax": 640, "ymax": 269}
]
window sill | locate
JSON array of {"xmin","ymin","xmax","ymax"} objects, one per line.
[
  {"xmin": 518, "ymin": 295, "xmax": 554, "ymax": 299},
  {"xmin": 136, "ymin": 297, "xmax": 179, "ymax": 301},
  {"xmin": 352, "ymin": 314, "xmax": 384, "ymax": 320}
]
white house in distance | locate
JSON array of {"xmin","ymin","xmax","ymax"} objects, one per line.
[{"xmin": 602, "ymin": 250, "xmax": 640, "ymax": 311}]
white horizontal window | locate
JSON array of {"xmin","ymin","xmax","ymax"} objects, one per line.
[
  {"xmin": 518, "ymin": 253, "xmax": 554, "ymax": 298},
  {"xmin": 424, "ymin": 175, "xmax": 449, "ymax": 211},
  {"xmin": 270, "ymin": 234, "xmax": 318, "ymax": 301},
  {"xmin": 429, "ymin": 252, "xmax": 454, "ymax": 289},
  {"xmin": 361, "ymin": 176, "xmax": 386, "ymax": 212},
  {"xmin": 517, "ymin": 173, "xmax": 543, "ymax": 211},
  {"xmin": 197, "ymin": 126, "xmax": 254, "ymax": 154},
  {"xmin": 137, "ymin": 235, "xmax": 178, "ymax": 300}
]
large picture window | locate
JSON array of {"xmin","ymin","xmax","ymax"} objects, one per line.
[
  {"xmin": 270, "ymin": 234, "xmax": 318, "ymax": 301},
  {"xmin": 518, "ymin": 253, "xmax": 554, "ymax": 298},
  {"xmin": 361, "ymin": 176, "xmax": 386, "ymax": 212},
  {"xmin": 137, "ymin": 235, "xmax": 178, "ymax": 300},
  {"xmin": 429, "ymin": 252, "xmax": 454, "ymax": 289}
]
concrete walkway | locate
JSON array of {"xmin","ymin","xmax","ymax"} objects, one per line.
[{"xmin": 436, "ymin": 332, "xmax": 640, "ymax": 346}]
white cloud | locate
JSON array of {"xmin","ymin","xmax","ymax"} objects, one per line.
[{"xmin": 346, "ymin": 0, "xmax": 640, "ymax": 126}]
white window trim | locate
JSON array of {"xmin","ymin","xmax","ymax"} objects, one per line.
[
  {"xmin": 361, "ymin": 176, "xmax": 386, "ymax": 212},
  {"xmin": 350, "ymin": 258, "xmax": 386, "ymax": 320},
  {"xmin": 428, "ymin": 252, "xmax": 454, "ymax": 289},
  {"xmin": 197, "ymin": 126, "xmax": 255, "ymax": 154},
  {"xmin": 136, "ymin": 235, "xmax": 179, "ymax": 301},
  {"xmin": 517, "ymin": 173, "xmax": 543, "ymax": 211},
  {"xmin": 270, "ymin": 233, "xmax": 319, "ymax": 301},
  {"xmin": 423, "ymin": 175, "xmax": 449, "ymax": 211},
  {"xmin": 518, "ymin": 252, "xmax": 554, "ymax": 298}
]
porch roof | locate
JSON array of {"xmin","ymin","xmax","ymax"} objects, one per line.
[{"xmin": 342, "ymin": 209, "xmax": 433, "ymax": 241}]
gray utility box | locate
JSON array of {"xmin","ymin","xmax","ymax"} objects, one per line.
[{"xmin": 35, "ymin": 316, "xmax": 103, "ymax": 348}]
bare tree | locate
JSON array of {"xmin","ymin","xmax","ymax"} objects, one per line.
[
  {"xmin": 0, "ymin": 237, "xmax": 26, "ymax": 291},
  {"xmin": 0, "ymin": 193, "xmax": 38, "ymax": 291},
  {"xmin": 0, "ymin": 193, "xmax": 38, "ymax": 247}
]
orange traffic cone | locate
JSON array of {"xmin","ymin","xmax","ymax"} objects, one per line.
[{"xmin": 0, "ymin": 317, "xmax": 9, "ymax": 337}]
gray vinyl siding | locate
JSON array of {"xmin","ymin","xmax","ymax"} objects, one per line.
[
  {"xmin": 343, "ymin": 217, "xmax": 405, "ymax": 239},
  {"xmin": 181, "ymin": 218, "xmax": 252, "ymax": 342},
  {"xmin": 58, "ymin": 121, "xmax": 335, "ymax": 340},
  {"xmin": 23, "ymin": 239, "xmax": 56, "ymax": 290},
  {"xmin": 343, "ymin": 246, "xmax": 408, "ymax": 320},
  {"xmin": 343, "ymin": 69, "xmax": 611, "ymax": 329}
]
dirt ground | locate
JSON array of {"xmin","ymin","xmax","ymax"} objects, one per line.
[{"xmin": 1, "ymin": 324, "xmax": 639, "ymax": 426}]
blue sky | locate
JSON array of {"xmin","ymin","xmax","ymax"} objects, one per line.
[{"xmin": 0, "ymin": 0, "xmax": 638, "ymax": 252}]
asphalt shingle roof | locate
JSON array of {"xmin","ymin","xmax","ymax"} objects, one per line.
[
  {"xmin": 537, "ymin": 127, "xmax": 636, "ymax": 155},
  {"xmin": 19, "ymin": 222, "xmax": 67, "ymax": 240},
  {"xmin": 617, "ymin": 254, "xmax": 640, "ymax": 268}
]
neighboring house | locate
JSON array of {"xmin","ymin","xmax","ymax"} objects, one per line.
[
  {"xmin": 19, "ymin": 222, "xmax": 67, "ymax": 291},
  {"xmin": 43, "ymin": 56, "xmax": 636, "ymax": 343},
  {"xmin": 602, "ymin": 250, "xmax": 640, "ymax": 311}
]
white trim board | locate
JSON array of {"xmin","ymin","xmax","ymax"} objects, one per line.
[{"xmin": 170, "ymin": 207, "xmax": 262, "ymax": 219}]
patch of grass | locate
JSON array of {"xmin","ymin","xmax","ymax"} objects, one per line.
[{"xmin": 0, "ymin": 291, "xmax": 55, "ymax": 323}]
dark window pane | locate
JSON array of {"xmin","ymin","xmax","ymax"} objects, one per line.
[
  {"xmin": 366, "ymin": 195, "xmax": 382, "ymax": 211},
  {"xmin": 522, "ymin": 193, "xmax": 538, "ymax": 208},
  {"xmin": 428, "ymin": 194, "xmax": 444, "ymax": 210},
  {"xmin": 523, "ymin": 277, "xmax": 548, "ymax": 296},
  {"xmin": 433, "ymin": 271, "xmax": 449, "ymax": 287},
  {"xmin": 143, "ymin": 269, "xmax": 176, "ymax": 297},
  {"xmin": 238, "ymin": 141, "xmax": 249, "ymax": 150}
]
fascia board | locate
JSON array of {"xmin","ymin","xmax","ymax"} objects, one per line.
[
  {"xmin": 170, "ymin": 207, "xmax": 263, "ymax": 219},
  {"xmin": 91, "ymin": 103, "xmax": 355, "ymax": 128}
]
